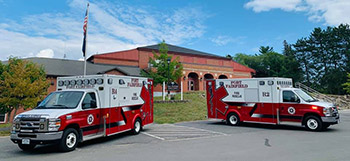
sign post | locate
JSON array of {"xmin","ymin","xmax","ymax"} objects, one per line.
[
  {"xmin": 181, "ymin": 81, "xmax": 183, "ymax": 100},
  {"xmin": 162, "ymin": 82, "xmax": 165, "ymax": 101}
]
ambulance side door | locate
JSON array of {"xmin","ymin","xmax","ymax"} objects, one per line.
[
  {"xmin": 258, "ymin": 80, "xmax": 275, "ymax": 123},
  {"xmin": 279, "ymin": 90, "xmax": 302, "ymax": 122},
  {"xmin": 109, "ymin": 85, "xmax": 120, "ymax": 134},
  {"xmin": 81, "ymin": 92, "xmax": 101, "ymax": 136}
]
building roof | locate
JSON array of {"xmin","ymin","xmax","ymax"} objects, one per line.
[
  {"xmin": 137, "ymin": 43, "xmax": 230, "ymax": 59},
  {"xmin": 4, "ymin": 57, "xmax": 142, "ymax": 77}
]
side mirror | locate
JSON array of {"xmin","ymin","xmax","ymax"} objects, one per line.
[
  {"xmin": 37, "ymin": 101, "xmax": 41, "ymax": 106},
  {"xmin": 297, "ymin": 98, "xmax": 301, "ymax": 103}
]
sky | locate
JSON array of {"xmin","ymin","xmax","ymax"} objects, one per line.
[{"xmin": 1, "ymin": 0, "xmax": 350, "ymax": 61}]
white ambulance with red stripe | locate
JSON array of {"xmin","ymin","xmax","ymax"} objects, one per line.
[
  {"xmin": 206, "ymin": 77, "xmax": 339, "ymax": 131},
  {"xmin": 11, "ymin": 74, "xmax": 153, "ymax": 151}
]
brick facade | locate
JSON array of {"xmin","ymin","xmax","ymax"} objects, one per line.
[{"xmin": 89, "ymin": 45, "xmax": 255, "ymax": 93}]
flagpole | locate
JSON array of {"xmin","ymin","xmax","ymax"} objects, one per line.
[{"xmin": 83, "ymin": 3, "xmax": 89, "ymax": 76}]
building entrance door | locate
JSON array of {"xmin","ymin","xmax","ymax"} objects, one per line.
[{"xmin": 188, "ymin": 80, "xmax": 194, "ymax": 91}]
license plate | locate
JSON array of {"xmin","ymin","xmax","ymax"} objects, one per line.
[{"xmin": 22, "ymin": 139, "xmax": 30, "ymax": 145}]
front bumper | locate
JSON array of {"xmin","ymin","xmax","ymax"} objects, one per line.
[
  {"xmin": 11, "ymin": 131, "xmax": 63, "ymax": 145},
  {"xmin": 321, "ymin": 116, "xmax": 340, "ymax": 124}
]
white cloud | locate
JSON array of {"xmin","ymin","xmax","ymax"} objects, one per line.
[
  {"xmin": 0, "ymin": 0, "xmax": 207, "ymax": 60},
  {"xmin": 245, "ymin": 0, "xmax": 304, "ymax": 12},
  {"xmin": 245, "ymin": 0, "xmax": 350, "ymax": 26},
  {"xmin": 211, "ymin": 36, "xmax": 245, "ymax": 46},
  {"xmin": 36, "ymin": 49, "xmax": 54, "ymax": 58}
]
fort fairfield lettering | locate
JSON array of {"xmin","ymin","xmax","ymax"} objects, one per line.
[{"xmin": 225, "ymin": 81, "xmax": 248, "ymax": 88}]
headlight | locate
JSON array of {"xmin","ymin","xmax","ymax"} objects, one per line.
[
  {"xmin": 48, "ymin": 118, "xmax": 61, "ymax": 131},
  {"xmin": 13, "ymin": 115, "xmax": 21, "ymax": 122},
  {"xmin": 323, "ymin": 108, "xmax": 331, "ymax": 116}
]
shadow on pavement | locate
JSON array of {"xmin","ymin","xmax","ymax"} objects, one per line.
[
  {"xmin": 12, "ymin": 131, "xmax": 134, "ymax": 154},
  {"xmin": 206, "ymin": 120, "xmax": 339, "ymax": 132}
]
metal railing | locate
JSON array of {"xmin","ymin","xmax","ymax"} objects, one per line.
[{"xmin": 295, "ymin": 82, "xmax": 335, "ymax": 103}]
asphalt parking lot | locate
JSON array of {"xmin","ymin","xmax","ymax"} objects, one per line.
[{"xmin": 1, "ymin": 110, "xmax": 350, "ymax": 161}]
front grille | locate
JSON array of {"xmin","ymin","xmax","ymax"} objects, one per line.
[
  {"xmin": 331, "ymin": 107, "xmax": 338, "ymax": 117},
  {"xmin": 15, "ymin": 116, "xmax": 48, "ymax": 133}
]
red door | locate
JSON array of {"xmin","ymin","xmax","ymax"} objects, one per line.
[
  {"xmin": 278, "ymin": 90, "xmax": 303, "ymax": 123},
  {"xmin": 80, "ymin": 92, "xmax": 102, "ymax": 136}
]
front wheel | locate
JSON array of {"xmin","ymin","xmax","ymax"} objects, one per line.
[
  {"xmin": 131, "ymin": 118, "xmax": 142, "ymax": 135},
  {"xmin": 18, "ymin": 143, "xmax": 36, "ymax": 151},
  {"xmin": 305, "ymin": 116, "xmax": 323, "ymax": 131},
  {"xmin": 227, "ymin": 113, "xmax": 240, "ymax": 126},
  {"xmin": 59, "ymin": 128, "xmax": 79, "ymax": 152}
]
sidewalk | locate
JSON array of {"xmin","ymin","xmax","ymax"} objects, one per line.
[{"xmin": 0, "ymin": 127, "xmax": 10, "ymax": 131}]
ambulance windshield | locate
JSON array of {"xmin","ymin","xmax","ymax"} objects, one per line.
[
  {"xmin": 36, "ymin": 91, "xmax": 84, "ymax": 109},
  {"xmin": 294, "ymin": 90, "xmax": 317, "ymax": 102}
]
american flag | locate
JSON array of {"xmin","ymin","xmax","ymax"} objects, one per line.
[{"xmin": 82, "ymin": 3, "xmax": 89, "ymax": 57}]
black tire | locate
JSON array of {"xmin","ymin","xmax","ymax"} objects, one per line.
[
  {"xmin": 18, "ymin": 143, "xmax": 36, "ymax": 151},
  {"xmin": 59, "ymin": 128, "xmax": 79, "ymax": 152},
  {"xmin": 227, "ymin": 113, "xmax": 240, "ymax": 126},
  {"xmin": 304, "ymin": 116, "xmax": 323, "ymax": 131},
  {"xmin": 131, "ymin": 118, "xmax": 142, "ymax": 135}
]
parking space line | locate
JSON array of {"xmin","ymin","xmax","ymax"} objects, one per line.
[
  {"xmin": 172, "ymin": 124, "xmax": 228, "ymax": 136},
  {"xmin": 167, "ymin": 134, "xmax": 226, "ymax": 142},
  {"xmin": 142, "ymin": 132, "xmax": 165, "ymax": 140}
]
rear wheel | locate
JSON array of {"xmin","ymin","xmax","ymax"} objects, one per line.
[
  {"xmin": 227, "ymin": 113, "xmax": 240, "ymax": 126},
  {"xmin": 59, "ymin": 128, "xmax": 79, "ymax": 152},
  {"xmin": 131, "ymin": 118, "xmax": 142, "ymax": 135},
  {"xmin": 18, "ymin": 143, "xmax": 36, "ymax": 151},
  {"xmin": 305, "ymin": 116, "xmax": 323, "ymax": 131}
]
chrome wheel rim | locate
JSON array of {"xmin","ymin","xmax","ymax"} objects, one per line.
[
  {"xmin": 307, "ymin": 119, "xmax": 318, "ymax": 130},
  {"xmin": 135, "ymin": 121, "xmax": 141, "ymax": 133},
  {"xmin": 229, "ymin": 115, "xmax": 238, "ymax": 125},
  {"xmin": 66, "ymin": 133, "xmax": 77, "ymax": 148}
]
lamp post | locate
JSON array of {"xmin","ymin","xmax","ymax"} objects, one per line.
[{"xmin": 167, "ymin": 58, "xmax": 171, "ymax": 100}]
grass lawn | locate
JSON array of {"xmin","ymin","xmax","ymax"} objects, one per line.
[
  {"xmin": 0, "ymin": 123, "xmax": 11, "ymax": 136},
  {"xmin": 0, "ymin": 130, "xmax": 10, "ymax": 136},
  {"xmin": 0, "ymin": 123, "xmax": 11, "ymax": 129},
  {"xmin": 153, "ymin": 92, "xmax": 208, "ymax": 124}
]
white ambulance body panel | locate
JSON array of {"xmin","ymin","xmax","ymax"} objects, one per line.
[
  {"xmin": 218, "ymin": 77, "xmax": 293, "ymax": 103},
  {"xmin": 56, "ymin": 75, "xmax": 149, "ymax": 108}
]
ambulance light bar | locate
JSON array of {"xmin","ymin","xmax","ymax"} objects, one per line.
[{"xmin": 57, "ymin": 78, "xmax": 104, "ymax": 87}]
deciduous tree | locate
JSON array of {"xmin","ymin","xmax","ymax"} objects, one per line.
[
  {"xmin": 142, "ymin": 41, "xmax": 183, "ymax": 86},
  {"xmin": 0, "ymin": 57, "xmax": 49, "ymax": 122}
]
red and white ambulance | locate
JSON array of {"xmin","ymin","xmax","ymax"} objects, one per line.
[
  {"xmin": 206, "ymin": 77, "xmax": 339, "ymax": 131},
  {"xmin": 11, "ymin": 74, "xmax": 153, "ymax": 151}
]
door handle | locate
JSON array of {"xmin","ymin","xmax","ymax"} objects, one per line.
[{"xmin": 97, "ymin": 114, "xmax": 99, "ymax": 118}]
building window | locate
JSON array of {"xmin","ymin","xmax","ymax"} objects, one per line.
[{"xmin": 0, "ymin": 113, "xmax": 6, "ymax": 123}]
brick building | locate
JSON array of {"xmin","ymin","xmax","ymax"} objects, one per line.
[{"xmin": 88, "ymin": 43, "xmax": 255, "ymax": 93}]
